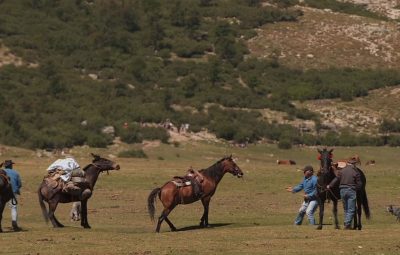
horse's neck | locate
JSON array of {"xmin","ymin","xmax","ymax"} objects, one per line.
[
  {"xmin": 319, "ymin": 170, "xmax": 335, "ymax": 185},
  {"xmin": 201, "ymin": 164, "xmax": 225, "ymax": 184},
  {"xmin": 85, "ymin": 167, "xmax": 100, "ymax": 189}
]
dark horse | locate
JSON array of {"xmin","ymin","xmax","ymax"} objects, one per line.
[
  {"xmin": 316, "ymin": 148, "xmax": 370, "ymax": 230},
  {"xmin": 38, "ymin": 154, "xmax": 120, "ymax": 228},
  {"xmin": 147, "ymin": 155, "xmax": 244, "ymax": 232},
  {"xmin": 0, "ymin": 164, "xmax": 16, "ymax": 232}
]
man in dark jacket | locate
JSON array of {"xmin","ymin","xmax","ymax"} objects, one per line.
[{"xmin": 327, "ymin": 158, "xmax": 362, "ymax": 229}]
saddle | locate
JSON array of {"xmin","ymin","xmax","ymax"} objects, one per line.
[
  {"xmin": 0, "ymin": 169, "xmax": 10, "ymax": 186},
  {"xmin": 172, "ymin": 168, "xmax": 204, "ymax": 187},
  {"xmin": 44, "ymin": 169, "xmax": 88, "ymax": 198},
  {"xmin": 172, "ymin": 168, "xmax": 204, "ymax": 199}
]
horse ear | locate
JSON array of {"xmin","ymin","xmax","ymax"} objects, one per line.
[
  {"xmin": 91, "ymin": 153, "xmax": 100, "ymax": 159},
  {"xmin": 329, "ymin": 149, "xmax": 334, "ymax": 153},
  {"xmin": 317, "ymin": 149, "xmax": 322, "ymax": 153}
]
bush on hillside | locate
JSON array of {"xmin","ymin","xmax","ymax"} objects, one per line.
[{"xmin": 118, "ymin": 149, "xmax": 148, "ymax": 158}]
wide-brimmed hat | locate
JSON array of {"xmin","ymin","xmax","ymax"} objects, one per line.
[
  {"xmin": 4, "ymin": 160, "xmax": 15, "ymax": 168},
  {"xmin": 302, "ymin": 165, "xmax": 314, "ymax": 172}
]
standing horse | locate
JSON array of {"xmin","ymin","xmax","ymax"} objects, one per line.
[
  {"xmin": 316, "ymin": 148, "xmax": 340, "ymax": 230},
  {"xmin": 38, "ymin": 154, "xmax": 120, "ymax": 229},
  {"xmin": 316, "ymin": 148, "xmax": 370, "ymax": 230},
  {"xmin": 147, "ymin": 156, "xmax": 244, "ymax": 232},
  {"xmin": 0, "ymin": 165, "xmax": 15, "ymax": 232}
]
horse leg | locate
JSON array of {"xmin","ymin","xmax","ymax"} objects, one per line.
[
  {"xmin": 200, "ymin": 197, "xmax": 211, "ymax": 227},
  {"xmin": 164, "ymin": 216, "xmax": 177, "ymax": 232},
  {"xmin": 332, "ymin": 200, "xmax": 339, "ymax": 229},
  {"xmin": 80, "ymin": 200, "xmax": 91, "ymax": 229},
  {"xmin": 317, "ymin": 199, "xmax": 324, "ymax": 230},
  {"xmin": 355, "ymin": 197, "xmax": 362, "ymax": 230},
  {"xmin": 0, "ymin": 201, "xmax": 5, "ymax": 232},
  {"xmin": 156, "ymin": 208, "xmax": 175, "ymax": 232},
  {"xmin": 48, "ymin": 201, "xmax": 64, "ymax": 228}
]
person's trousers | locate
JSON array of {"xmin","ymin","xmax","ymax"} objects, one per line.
[
  {"xmin": 340, "ymin": 187, "xmax": 356, "ymax": 227},
  {"xmin": 294, "ymin": 200, "xmax": 318, "ymax": 225},
  {"xmin": 8, "ymin": 194, "xmax": 18, "ymax": 222}
]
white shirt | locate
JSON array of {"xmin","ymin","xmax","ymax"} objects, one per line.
[{"xmin": 47, "ymin": 158, "xmax": 81, "ymax": 181}]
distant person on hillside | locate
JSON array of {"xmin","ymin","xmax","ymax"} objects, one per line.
[
  {"xmin": 286, "ymin": 165, "xmax": 318, "ymax": 225},
  {"xmin": 3, "ymin": 159, "xmax": 22, "ymax": 231}
]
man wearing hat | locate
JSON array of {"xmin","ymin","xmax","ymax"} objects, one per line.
[
  {"xmin": 3, "ymin": 159, "xmax": 22, "ymax": 231},
  {"xmin": 286, "ymin": 165, "xmax": 318, "ymax": 225},
  {"xmin": 327, "ymin": 158, "xmax": 362, "ymax": 229}
]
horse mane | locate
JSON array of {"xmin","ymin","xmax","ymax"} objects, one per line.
[
  {"xmin": 200, "ymin": 156, "xmax": 229, "ymax": 178},
  {"xmin": 82, "ymin": 164, "xmax": 92, "ymax": 171}
]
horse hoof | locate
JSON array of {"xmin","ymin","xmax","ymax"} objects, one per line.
[
  {"xmin": 83, "ymin": 225, "xmax": 91, "ymax": 229},
  {"xmin": 171, "ymin": 228, "xmax": 177, "ymax": 232},
  {"xmin": 316, "ymin": 226, "xmax": 322, "ymax": 230}
]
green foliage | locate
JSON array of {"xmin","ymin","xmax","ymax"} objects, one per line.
[
  {"xmin": 118, "ymin": 124, "xmax": 170, "ymax": 144},
  {"xmin": 0, "ymin": 1, "xmax": 399, "ymax": 149},
  {"xmin": 303, "ymin": 0, "xmax": 387, "ymax": 20},
  {"xmin": 118, "ymin": 149, "xmax": 148, "ymax": 158},
  {"xmin": 379, "ymin": 119, "xmax": 400, "ymax": 133},
  {"xmin": 387, "ymin": 135, "xmax": 400, "ymax": 147}
]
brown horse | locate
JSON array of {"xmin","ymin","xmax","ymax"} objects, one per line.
[
  {"xmin": 38, "ymin": 154, "xmax": 120, "ymax": 229},
  {"xmin": 147, "ymin": 155, "xmax": 244, "ymax": 232},
  {"xmin": 0, "ymin": 165, "xmax": 16, "ymax": 232}
]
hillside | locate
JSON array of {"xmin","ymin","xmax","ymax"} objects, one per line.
[
  {"xmin": 1, "ymin": 0, "xmax": 400, "ymax": 149},
  {"xmin": 247, "ymin": 6, "xmax": 400, "ymax": 70},
  {"xmin": 247, "ymin": 2, "xmax": 400, "ymax": 136}
]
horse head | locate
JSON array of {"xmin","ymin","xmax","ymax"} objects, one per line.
[
  {"xmin": 88, "ymin": 153, "xmax": 120, "ymax": 172},
  {"xmin": 221, "ymin": 155, "xmax": 243, "ymax": 178},
  {"xmin": 317, "ymin": 148, "xmax": 333, "ymax": 175}
]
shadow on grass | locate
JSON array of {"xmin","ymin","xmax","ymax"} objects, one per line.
[{"xmin": 176, "ymin": 223, "xmax": 232, "ymax": 232}]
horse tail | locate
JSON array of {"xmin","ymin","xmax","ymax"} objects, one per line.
[
  {"xmin": 38, "ymin": 185, "xmax": 49, "ymax": 223},
  {"xmin": 358, "ymin": 168, "xmax": 371, "ymax": 219},
  {"xmin": 361, "ymin": 188, "xmax": 371, "ymax": 219},
  {"xmin": 147, "ymin": 187, "xmax": 161, "ymax": 222}
]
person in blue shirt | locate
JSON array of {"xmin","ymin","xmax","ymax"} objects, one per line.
[
  {"xmin": 286, "ymin": 165, "xmax": 318, "ymax": 225},
  {"xmin": 3, "ymin": 160, "xmax": 22, "ymax": 231}
]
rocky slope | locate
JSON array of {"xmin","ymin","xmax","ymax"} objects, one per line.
[{"xmin": 247, "ymin": 3, "xmax": 400, "ymax": 135}]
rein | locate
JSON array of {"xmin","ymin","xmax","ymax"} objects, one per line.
[
  {"xmin": 317, "ymin": 182, "xmax": 339, "ymax": 201},
  {"xmin": 87, "ymin": 163, "xmax": 109, "ymax": 174}
]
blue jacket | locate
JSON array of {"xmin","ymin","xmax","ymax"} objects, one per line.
[
  {"xmin": 292, "ymin": 175, "xmax": 317, "ymax": 200},
  {"xmin": 4, "ymin": 168, "xmax": 22, "ymax": 195}
]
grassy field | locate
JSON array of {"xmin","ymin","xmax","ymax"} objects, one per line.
[{"xmin": 1, "ymin": 142, "xmax": 400, "ymax": 255}]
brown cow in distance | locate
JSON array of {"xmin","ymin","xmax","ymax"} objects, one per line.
[
  {"xmin": 277, "ymin": 159, "xmax": 296, "ymax": 165},
  {"xmin": 365, "ymin": 160, "xmax": 375, "ymax": 166}
]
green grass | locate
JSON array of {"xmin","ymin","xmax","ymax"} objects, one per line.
[{"xmin": 1, "ymin": 142, "xmax": 400, "ymax": 254}]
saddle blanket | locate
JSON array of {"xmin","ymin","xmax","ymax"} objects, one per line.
[{"xmin": 172, "ymin": 180, "xmax": 192, "ymax": 187}]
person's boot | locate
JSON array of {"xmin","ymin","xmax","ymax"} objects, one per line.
[{"xmin": 12, "ymin": 221, "xmax": 22, "ymax": 231}]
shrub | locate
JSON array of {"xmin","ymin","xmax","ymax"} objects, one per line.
[
  {"xmin": 278, "ymin": 138, "xmax": 292, "ymax": 149},
  {"xmin": 118, "ymin": 149, "xmax": 148, "ymax": 158}
]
